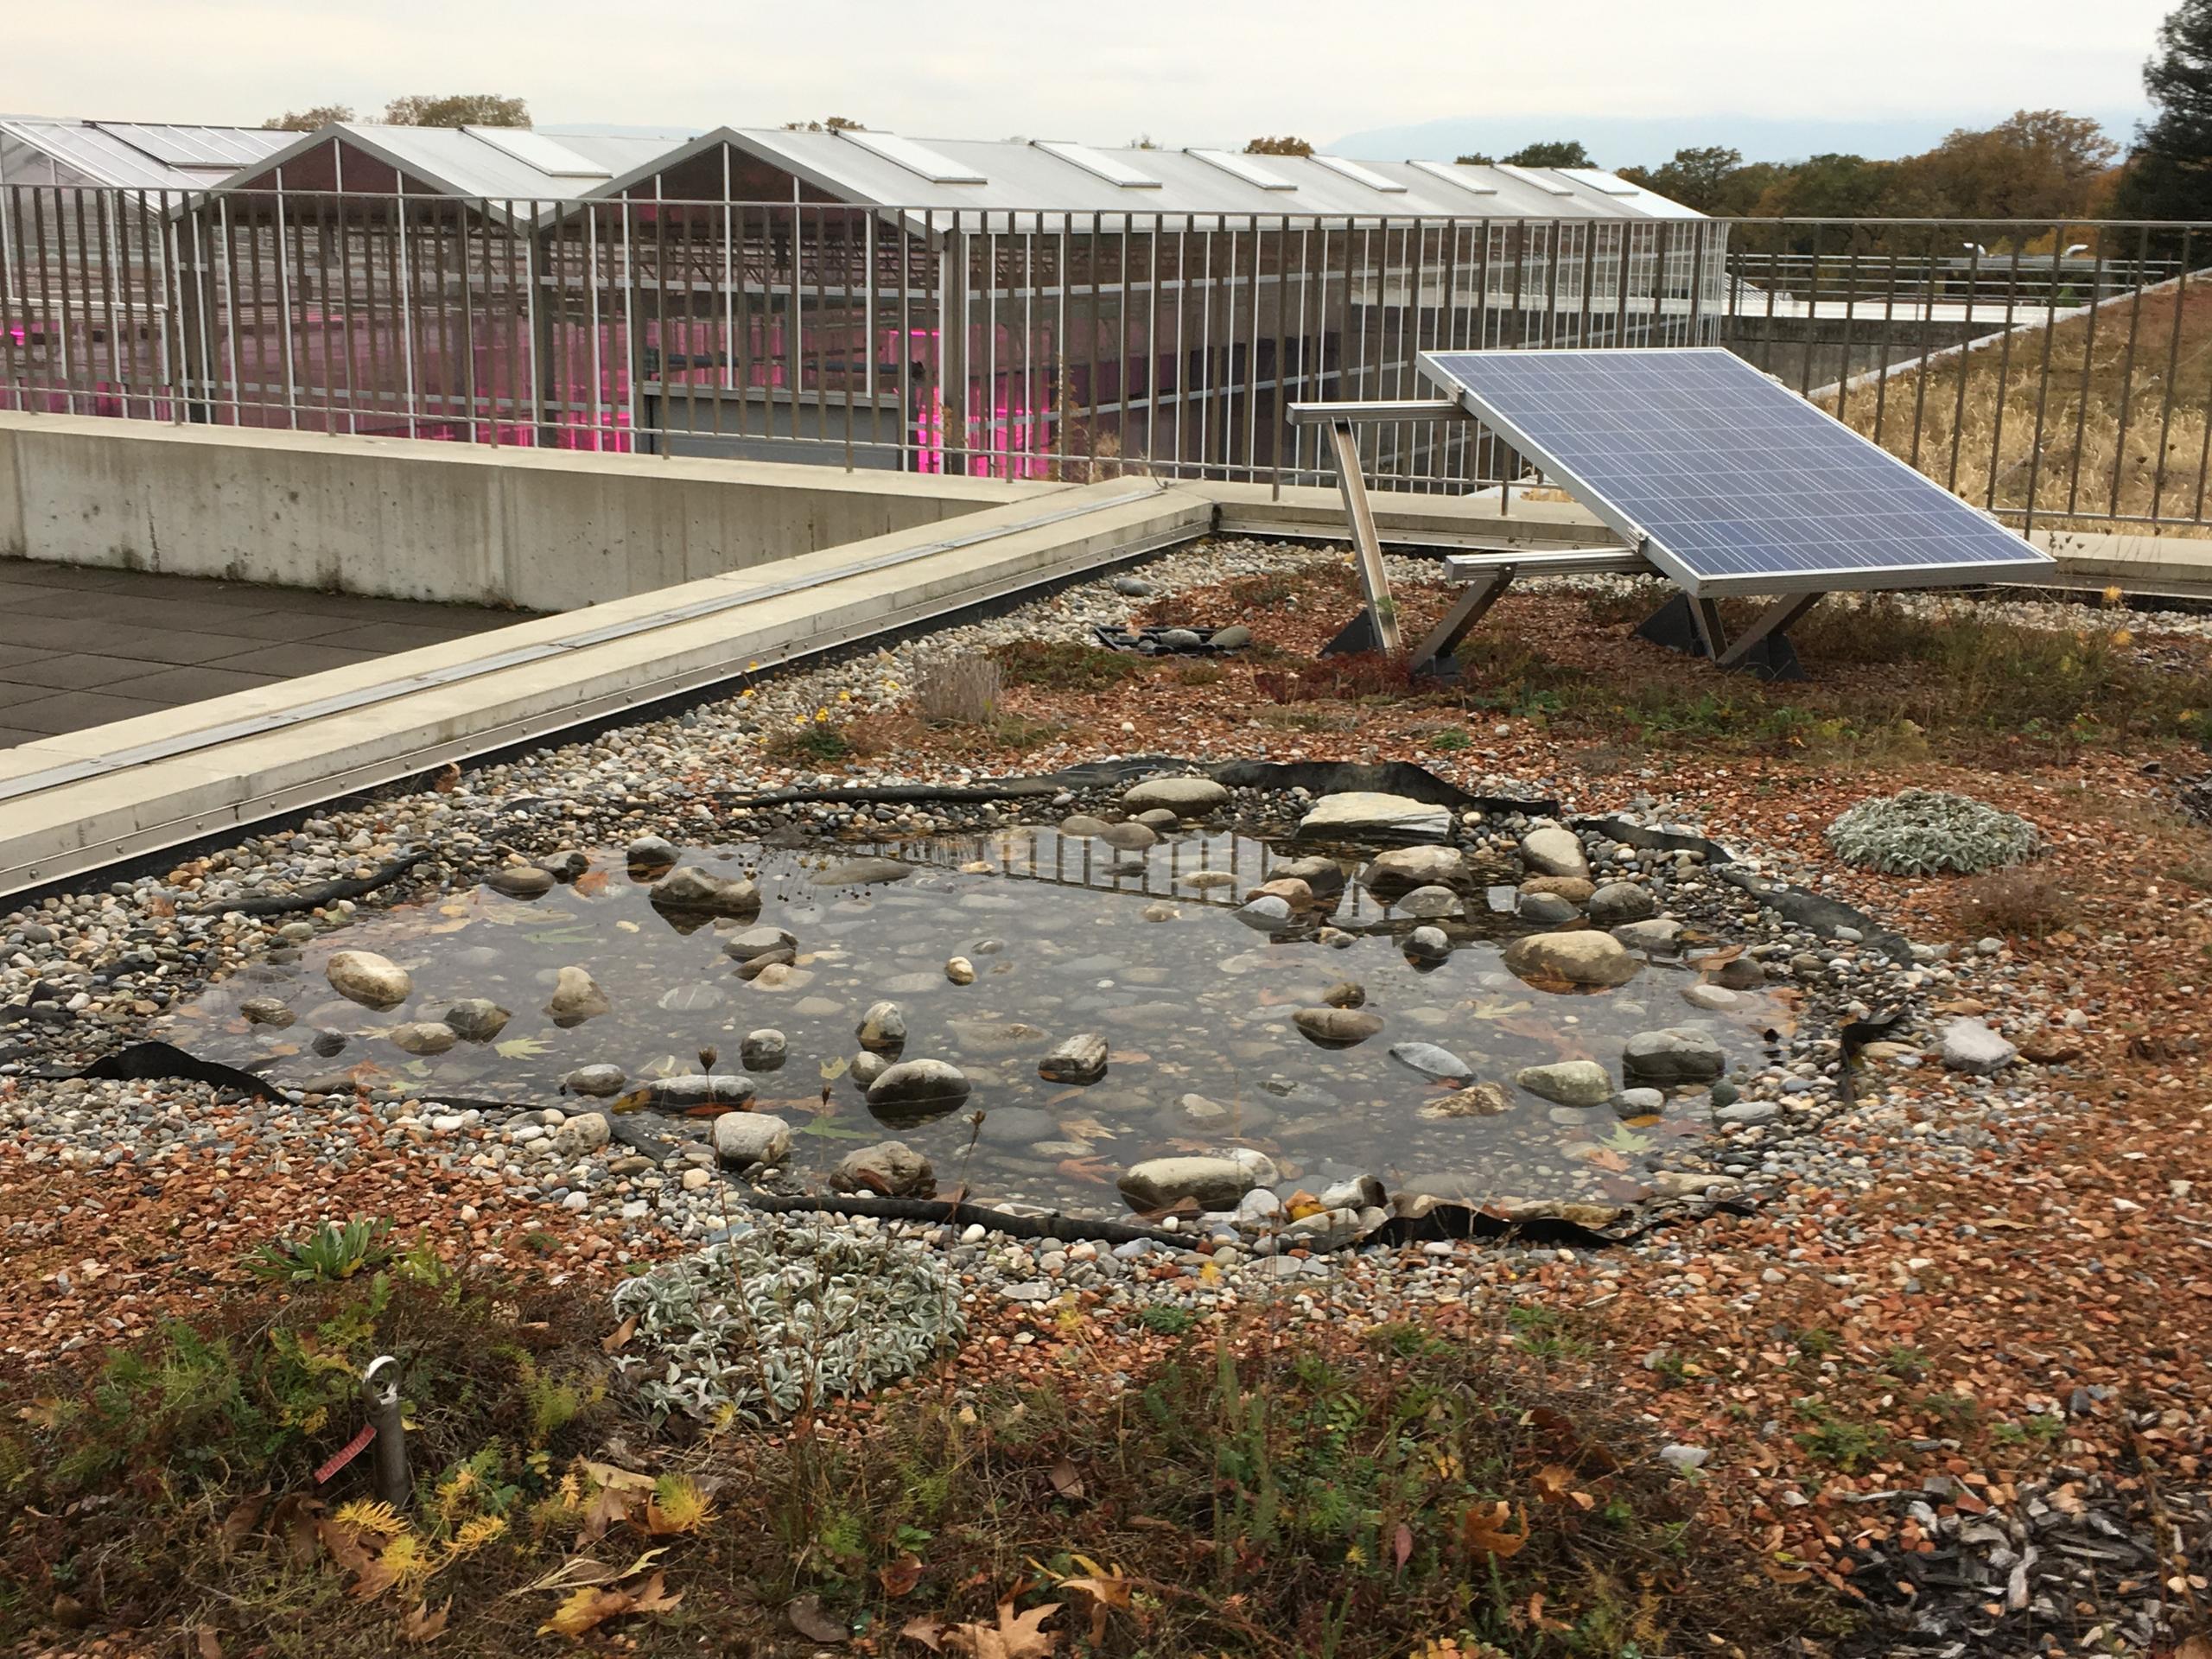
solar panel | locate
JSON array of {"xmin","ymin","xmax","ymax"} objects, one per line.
[{"xmin": 1418, "ymin": 348, "xmax": 2056, "ymax": 595}]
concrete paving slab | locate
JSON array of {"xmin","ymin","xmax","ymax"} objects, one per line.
[
  {"xmin": 105, "ymin": 665, "xmax": 286, "ymax": 702},
  {"xmin": 5, "ymin": 690, "xmax": 176, "ymax": 733},
  {"xmin": 209, "ymin": 643, "xmax": 389, "ymax": 677},
  {"xmin": 0, "ymin": 653, "xmax": 154, "ymax": 693}
]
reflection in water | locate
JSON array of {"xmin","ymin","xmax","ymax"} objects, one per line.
[{"xmin": 165, "ymin": 826, "xmax": 1783, "ymax": 1218}]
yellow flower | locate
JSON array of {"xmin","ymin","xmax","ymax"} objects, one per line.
[{"xmin": 740, "ymin": 687, "xmax": 754, "ymax": 699}]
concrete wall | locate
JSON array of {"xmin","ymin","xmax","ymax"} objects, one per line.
[{"xmin": 0, "ymin": 414, "xmax": 1056, "ymax": 612}]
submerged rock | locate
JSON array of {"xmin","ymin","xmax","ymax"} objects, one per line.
[
  {"xmin": 1518, "ymin": 892, "xmax": 1581, "ymax": 926},
  {"xmin": 1235, "ymin": 894, "xmax": 1294, "ymax": 931},
  {"xmin": 1294, "ymin": 1007, "xmax": 1385, "ymax": 1046},
  {"xmin": 1421, "ymin": 1082, "xmax": 1513, "ymax": 1118},
  {"xmin": 625, "ymin": 834, "xmax": 678, "ymax": 870},
  {"xmin": 651, "ymin": 866, "xmax": 761, "ymax": 917},
  {"xmin": 1622, "ymin": 1027, "xmax": 1726, "ymax": 1084},
  {"xmin": 239, "ymin": 996, "xmax": 295, "ymax": 1027},
  {"xmin": 326, "ymin": 950, "xmax": 411, "ymax": 1010},
  {"xmin": 812, "ymin": 855, "xmax": 912, "ymax": 887},
  {"xmin": 855, "ymin": 1001, "xmax": 907, "ymax": 1053},
  {"xmin": 1098, "ymin": 821, "xmax": 1160, "ymax": 852},
  {"xmin": 944, "ymin": 956, "xmax": 976, "ymax": 985},
  {"xmin": 1059, "ymin": 814, "xmax": 1112, "ymax": 839},
  {"xmin": 546, "ymin": 965, "xmax": 611, "ymax": 1026},
  {"xmin": 1117, "ymin": 1154, "xmax": 1262, "ymax": 1212},
  {"xmin": 1614, "ymin": 918, "xmax": 1685, "ymax": 955},
  {"xmin": 389, "ymin": 1021, "xmax": 456, "ymax": 1056},
  {"xmin": 1363, "ymin": 844, "xmax": 1470, "ymax": 895},
  {"xmin": 1322, "ymin": 980, "xmax": 1366, "ymax": 1009},
  {"xmin": 1392, "ymin": 884, "xmax": 1465, "ymax": 919},
  {"xmin": 1515, "ymin": 1060, "xmax": 1614, "ymax": 1107},
  {"xmin": 1268, "ymin": 855, "xmax": 1347, "ymax": 894},
  {"xmin": 831, "ymin": 1140, "xmax": 936, "ymax": 1197},
  {"xmin": 442, "ymin": 998, "xmax": 511, "ymax": 1042},
  {"xmin": 1502, "ymin": 931, "xmax": 1640, "ymax": 988},
  {"xmin": 713, "ymin": 1112, "xmax": 791, "ymax": 1168},
  {"xmin": 740, "ymin": 1028, "xmax": 788, "ymax": 1071},
  {"xmin": 484, "ymin": 866, "xmax": 556, "ymax": 899},
  {"xmin": 866, "ymin": 1058, "xmax": 973, "ymax": 1117},
  {"xmin": 1404, "ymin": 925, "xmax": 1452, "ymax": 963},
  {"xmin": 722, "ymin": 925, "xmax": 798, "ymax": 962},
  {"xmin": 1389, "ymin": 1040, "xmax": 1472, "ymax": 1083},
  {"xmin": 563, "ymin": 1063, "xmax": 626, "ymax": 1097},
  {"xmin": 1038, "ymin": 1033, "xmax": 1109, "ymax": 1084}
]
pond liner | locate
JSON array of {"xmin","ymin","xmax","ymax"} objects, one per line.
[
  {"xmin": 189, "ymin": 849, "xmax": 432, "ymax": 918},
  {"xmin": 719, "ymin": 756, "xmax": 1557, "ymax": 819},
  {"xmin": 1574, "ymin": 813, "xmax": 1913, "ymax": 963},
  {"xmin": 63, "ymin": 1039, "xmax": 289, "ymax": 1101}
]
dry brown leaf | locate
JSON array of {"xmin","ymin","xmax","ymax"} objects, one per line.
[
  {"xmin": 400, "ymin": 1599, "xmax": 452, "ymax": 1644},
  {"xmin": 315, "ymin": 1515, "xmax": 397, "ymax": 1599},
  {"xmin": 601, "ymin": 1314, "xmax": 638, "ymax": 1354},
  {"xmin": 786, "ymin": 1593, "xmax": 851, "ymax": 1643},
  {"xmin": 2175, "ymin": 1639, "xmax": 2212, "ymax": 1659},
  {"xmin": 1056, "ymin": 1558, "xmax": 1133, "ymax": 1644},
  {"xmin": 901, "ymin": 1613, "xmax": 949, "ymax": 1651},
  {"xmin": 196, "ymin": 1628, "xmax": 223, "ymax": 1659},
  {"xmin": 1046, "ymin": 1459, "xmax": 1085, "ymax": 1500},
  {"xmin": 539, "ymin": 1571, "xmax": 681, "ymax": 1640},
  {"xmin": 878, "ymin": 1553, "xmax": 925, "ymax": 1598},
  {"xmin": 947, "ymin": 1599, "xmax": 1060, "ymax": 1659},
  {"xmin": 1459, "ymin": 1501, "xmax": 1528, "ymax": 1562},
  {"xmin": 219, "ymin": 1490, "xmax": 270, "ymax": 1550}
]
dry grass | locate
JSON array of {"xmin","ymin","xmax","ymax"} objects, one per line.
[
  {"xmin": 1825, "ymin": 283, "xmax": 2212, "ymax": 530},
  {"xmin": 912, "ymin": 655, "xmax": 1003, "ymax": 726},
  {"xmin": 1956, "ymin": 868, "xmax": 2079, "ymax": 938}
]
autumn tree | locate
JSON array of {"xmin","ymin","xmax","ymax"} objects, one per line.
[
  {"xmin": 1897, "ymin": 110, "xmax": 2119, "ymax": 220},
  {"xmin": 1244, "ymin": 136, "xmax": 1313, "ymax": 156},
  {"xmin": 262, "ymin": 104, "xmax": 354, "ymax": 131},
  {"xmin": 783, "ymin": 117, "xmax": 866, "ymax": 131},
  {"xmin": 1613, "ymin": 145, "xmax": 1784, "ymax": 214},
  {"xmin": 2116, "ymin": 0, "xmax": 2212, "ymax": 219},
  {"xmin": 382, "ymin": 93, "xmax": 529, "ymax": 128}
]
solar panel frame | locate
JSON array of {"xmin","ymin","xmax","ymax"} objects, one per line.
[{"xmin": 1417, "ymin": 347, "xmax": 2057, "ymax": 597}]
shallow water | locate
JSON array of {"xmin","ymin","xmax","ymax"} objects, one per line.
[{"xmin": 168, "ymin": 826, "xmax": 1787, "ymax": 1218}]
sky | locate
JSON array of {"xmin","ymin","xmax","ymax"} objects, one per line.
[{"xmin": 3, "ymin": 0, "xmax": 2175, "ymax": 166}]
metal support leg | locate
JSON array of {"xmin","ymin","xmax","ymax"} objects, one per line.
[
  {"xmin": 1716, "ymin": 592, "xmax": 1822, "ymax": 679},
  {"xmin": 1326, "ymin": 418, "xmax": 1402, "ymax": 656},
  {"xmin": 1410, "ymin": 564, "xmax": 1516, "ymax": 675},
  {"xmin": 1688, "ymin": 595, "xmax": 1728, "ymax": 660}
]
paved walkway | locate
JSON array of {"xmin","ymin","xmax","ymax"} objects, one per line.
[{"xmin": 0, "ymin": 561, "xmax": 537, "ymax": 747}]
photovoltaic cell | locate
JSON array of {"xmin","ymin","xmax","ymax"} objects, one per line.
[{"xmin": 1419, "ymin": 348, "xmax": 2056, "ymax": 595}]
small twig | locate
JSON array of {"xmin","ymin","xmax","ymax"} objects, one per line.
[{"xmin": 191, "ymin": 849, "xmax": 431, "ymax": 918}]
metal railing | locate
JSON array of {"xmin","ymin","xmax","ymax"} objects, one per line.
[{"xmin": 3, "ymin": 188, "xmax": 2209, "ymax": 533}]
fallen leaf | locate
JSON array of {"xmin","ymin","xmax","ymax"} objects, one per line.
[
  {"xmin": 787, "ymin": 1593, "xmax": 851, "ymax": 1643},
  {"xmin": 947, "ymin": 1599, "xmax": 1060, "ymax": 1659},
  {"xmin": 601, "ymin": 1314, "xmax": 638, "ymax": 1354},
  {"xmin": 219, "ymin": 1490, "xmax": 270, "ymax": 1550},
  {"xmin": 1393, "ymin": 1522, "xmax": 1414, "ymax": 1572},
  {"xmin": 878, "ymin": 1553, "xmax": 925, "ymax": 1598},
  {"xmin": 1046, "ymin": 1459, "xmax": 1085, "ymax": 1500},
  {"xmin": 539, "ymin": 1572, "xmax": 681, "ymax": 1640},
  {"xmin": 1459, "ymin": 1502, "xmax": 1528, "ymax": 1562},
  {"xmin": 400, "ymin": 1599, "xmax": 451, "ymax": 1643},
  {"xmin": 1056, "ymin": 1557, "xmax": 1133, "ymax": 1644},
  {"xmin": 901, "ymin": 1613, "xmax": 949, "ymax": 1651},
  {"xmin": 197, "ymin": 1628, "xmax": 223, "ymax": 1659}
]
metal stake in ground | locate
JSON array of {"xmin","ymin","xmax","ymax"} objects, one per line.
[{"xmin": 362, "ymin": 1356, "xmax": 410, "ymax": 1509}]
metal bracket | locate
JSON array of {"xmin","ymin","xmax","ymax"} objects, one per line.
[{"xmin": 1325, "ymin": 418, "xmax": 1402, "ymax": 657}]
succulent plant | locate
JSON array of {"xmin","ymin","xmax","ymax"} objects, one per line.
[
  {"xmin": 1825, "ymin": 788, "xmax": 2040, "ymax": 876},
  {"xmin": 609, "ymin": 1217, "xmax": 964, "ymax": 1425}
]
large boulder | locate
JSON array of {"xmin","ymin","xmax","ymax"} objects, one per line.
[
  {"xmin": 1515, "ymin": 1060, "xmax": 1615, "ymax": 1107},
  {"xmin": 1117, "ymin": 1154, "xmax": 1264, "ymax": 1212},
  {"xmin": 1123, "ymin": 776, "xmax": 1230, "ymax": 813},
  {"xmin": 831, "ymin": 1140, "xmax": 936, "ymax": 1197},
  {"xmin": 1502, "ymin": 931, "xmax": 1640, "ymax": 988},
  {"xmin": 1363, "ymin": 844, "xmax": 1471, "ymax": 895},
  {"xmin": 713, "ymin": 1112, "xmax": 792, "ymax": 1168},
  {"xmin": 649, "ymin": 866, "xmax": 761, "ymax": 917},
  {"xmin": 326, "ymin": 950, "xmax": 411, "ymax": 1010},
  {"xmin": 1622, "ymin": 1027, "xmax": 1726, "ymax": 1084},
  {"xmin": 1296, "ymin": 791, "xmax": 1452, "ymax": 843},
  {"xmin": 1519, "ymin": 823, "xmax": 1591, "ymax": 880}
]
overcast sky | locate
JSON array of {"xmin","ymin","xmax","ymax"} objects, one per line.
[{"xmin": 5, "ymin": 0, "xmax": 2173, "ymax": 162}]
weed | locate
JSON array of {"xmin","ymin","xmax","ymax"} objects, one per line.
[
  {"xmin": 991, "ymin": 639, "xmax": 1147, "ymax": 691},
  {"xmin": 1958, "ymin": 867, "xmax": 2079, "ymax": 938},
  {"xmin": 764, "ymin": 724, "xmax": 853, "ymax": 765},
  {"xmin": 1883, "ymin": 1345, "xmax": 1929, "ymax": 1382},
  {"xmin": 1175, "ymin": 660, "xmax": 1228, "ymax": 687},
  {"xmin": 1793, "ymin": 1411, "xmax": 1891, "ymax": 1473},
  {"xmin": 247, "ymin": 1216, "xmax": 393, "ymax": 1284},
  {"xmin": 1424, "ymin": 727, "xmax": 1471, "ymax": 751},
  {"xmin": 1136, "ymin": 1304, "xmax": 1196, "ymax": 1336},
  {"xmin": 912, "ymin": 655, "xmax": 1002, "ymax": 725}
]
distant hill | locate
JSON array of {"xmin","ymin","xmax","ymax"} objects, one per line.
[{"xmin": 1328, "ymin": 111, "xmax": 2144, "ymax": 168}]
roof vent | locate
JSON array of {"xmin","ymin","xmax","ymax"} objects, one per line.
[
  {"xmin": 1186, "ymin": 149, "xmax": 1297, "ymax": 190},
  {"xmin": 1034, "ymin": 140, "xmax": 1162, "ymax": 188},
  {"xmin": 1408, "ymin": 159, "xmax": 1498, "ymax": 195},
  {"xmin": 1311, "ymin": 153, "xmax": 1408, "ymax": 193},
  {"xmin": 837, "ymin": 129, "xmax": 987, "ymax": 184}
]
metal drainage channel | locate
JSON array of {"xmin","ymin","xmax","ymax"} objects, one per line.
[{"xmin": 0, "ymin": 481, "xmax": 1167, "ymax": 808}]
